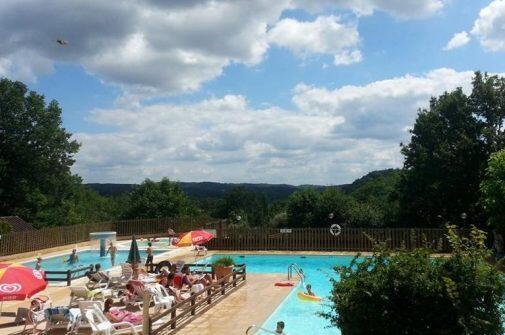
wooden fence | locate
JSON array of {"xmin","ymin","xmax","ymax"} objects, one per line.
[
  {"xmin": 207, "ymin": 227, "xmax": 452, "ymax": 252},
  {"xmin": 0, "ymin": 217, "xmax": 221, "ymax": 256}
]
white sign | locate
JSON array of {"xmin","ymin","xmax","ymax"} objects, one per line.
[{"xmin": 280, "ymin": 229, "xmax": 292, "ymax": 233}]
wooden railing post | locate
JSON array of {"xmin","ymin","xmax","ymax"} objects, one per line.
[
  {"xmin": 207, "ymin": 287, "xmax": 212, "ymax": 305},
  {"xmin": 221, "ymin": 281, "xmax": 226, "ymax": 295},
  {"xmin": 232, "ymin": 272, "xmax": 237, "ymax": 287},
  {"xmin": 171, "ymin": 308, "xmax": 177, "ymax": 329},
  {"xmin": 190, "ymin": 293, "xmax": 196, "ymax": 316},
  {"xmin": 142, "ymin": 292, "xmax": 151, "ymax": 335},
  {"xmin": 66, "ymin": 270, "xmax": 71, "ymax": 286}
]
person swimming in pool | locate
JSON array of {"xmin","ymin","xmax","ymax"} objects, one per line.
[
  {"xmin": 305, "ymin": 284, "xmax": 315, "ymax": 296},
  {"xmin": 35, "ymin": 256, "xmax": 43, "ymax": 270},
  {"xmin": 106, "ymin": 241, "xmax": 117, "ymax": 266},
  {"xmin": 66, "ymin": 249, "xmax": 79, "ymax": 265}
]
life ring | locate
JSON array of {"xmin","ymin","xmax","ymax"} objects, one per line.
[
  {"xmin": 274, "ymin": 281, "xmax": 294, "ymax": 287},
  {"xmin": 297, "ymin": 292, "xmax": 322, "ymax": 302},
  {"xmin": 330, "ymin": 224, "xmax": 342, "ymax": 236}
]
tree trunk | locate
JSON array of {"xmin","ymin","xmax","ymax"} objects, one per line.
[{"xmin": 493, "ymin": 230, "xmax": 504, "ymax": 259}]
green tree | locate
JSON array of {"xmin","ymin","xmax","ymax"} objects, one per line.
[
  {"xmin": 0, "ymin": 219, "xmax": 12, "ymax": 234},
  {"xmin": 399, "ymin": 88, "xmax": 486, "ymax": 227},
  {"xmin": 0, "ymin": 78, "xmax": 80, "ymax": 227},
  {"xmin": 124, "ymin": 178, "xmax": 197, "ymax": 219},
  {"xmin": 480, "ymin": 149, "xmax": 505, "ymax": 257},
  {"xmin": 349, "ymin": 169, "xmax": 401, "ymax": 226},
  {"xmin": 399, "ymin": 73, "xmax": 505, "ymax": 228},
  {"xmin": 322, "ymin": 226, "xmax": 505, "ymax": 335},
  {"xmin": 286, "ymin": 188, "xmax": 320, "ymax": 227},
  {"xmin": 215, "ymin": 187, "xmax": 271, "ymax": 227}
]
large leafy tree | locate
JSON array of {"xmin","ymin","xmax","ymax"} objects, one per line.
[
  {"xmin": 480, "ymin": 149, "xmax": 505, "ymax": 257},
  {"xmin": 0, "ymin": 78, "xmax": 80, "ymax": 226},
  {"xmin": 214, "ymin": 187, "xmax": 271, "ymax": 227},
  {"xmin": 124, "ymin": 178, "xmax": 198, "ymax": 219},
  {"xmin": 398, "ymin": 73, "xmax": 505, "ymax": 227}
]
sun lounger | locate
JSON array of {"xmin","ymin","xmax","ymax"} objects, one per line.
[
  {"xmin": 151, "ymin": 284, "xmax": 175, "ymax": 313},
  {"xmin": 86, "ymin": 305, "xmax": 139, "ymax": 335},
  {"xmin": 69, "ymin": 286, "xmax": 112, "ymax": 306}
]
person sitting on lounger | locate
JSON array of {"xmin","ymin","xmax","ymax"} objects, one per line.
[
  {"xmin": 103, "ymin": 298, "xmax": 142, "ymax": 325},
  {"xmin": 304, "ymin": 284, "xmax": 315, "ymax": 296},
  {"xmin": 160, "ymin": 273, "xmax": 184, "ymax": 303},
  {"xmin": 181, "ymin": 264, "xmax": 212, "ymax": 286},
  {"xmin": 94, "ymin": 264, "xmax": 110, "ymax": 281}
]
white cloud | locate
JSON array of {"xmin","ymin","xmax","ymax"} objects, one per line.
[
  {"xmin": 292, "ymin": 68, "xmax": 476, "ymax": 140},
  {"xmin": 293, "ymin": 0, "xmax": 445, "ymax": 19},
  {"xmin": 470, "ymin": 0, "xmax": 505, "ymax": 51},
  {"xmin": 0, "ymin": 0, "xmax": 289, "ymax": 95},
  {"xmin": 268, "ymin": 15, "xmax": 361, "ymax": 65},
  {"xmin": 74, "ymin": 68, "xmax": 483, "ymax": 185},
  {"xmin": 444, "ymin": 31, "xmax": 470, "ymax": 50}
]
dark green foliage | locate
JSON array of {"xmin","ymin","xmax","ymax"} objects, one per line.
[
  {"xmin": 322, "ymin": 226, "xmax": 505, "ymax": 335},
  {"xmin": 398, "ymin": 73, "xmax": 505, "ymax": 227},
  {"xmin": 481, "ymin": 149, "xmax": 505, "ymax": 229},
  {"xmin": 123, "ymin": 178, "xmax": 199, "ymax": 219},
  {"xmin": 286, "ymin": 187, "xmax": 384, "ymax": 228},
  {"xmin": 0, "ymin": 219, "xmax": 12, "ymax": 234},
  {"xmin": 212, "ymin": 256, "xmax": 235, "ymax": 267},
  {"xmin": 0, "ymin": 78, "xmax": 81, "ymax": 227},
  {"xmin": 214, "ymin": 187, "xmax": 272, "ymax": 227},
  {"xmin": 349, "ymin": 169, "xmax": 401, "ymax": 226}
]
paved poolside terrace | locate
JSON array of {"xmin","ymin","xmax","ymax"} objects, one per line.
[{"xmin": 0, "ymin": 242, "xmax": 299, "ymax": 335}]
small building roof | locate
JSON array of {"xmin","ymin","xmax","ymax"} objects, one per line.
[{"xmin": 0, "ymin": 216, "xmax": 34, "ymax": 232}]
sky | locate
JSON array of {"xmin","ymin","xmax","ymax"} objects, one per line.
[{"xmin": 1, "ymin": 0, "xmax": 505, "ymax": 185}]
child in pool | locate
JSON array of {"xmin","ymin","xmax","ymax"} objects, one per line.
[{"xmin": 305, "ymin": 284, "xmax": 315, "ymax": 296}]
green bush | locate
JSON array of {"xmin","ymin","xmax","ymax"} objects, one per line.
[
  {"xmin": 0, "ymin": 220, "xmax": 12, "ymax": 235},
  {"xmin": 321, "ymin": 225, "xmax": 505, "ymax": 335},
  {"xmin": 212, "ymin": 256, "xmax": 235, "ymax": 267}
]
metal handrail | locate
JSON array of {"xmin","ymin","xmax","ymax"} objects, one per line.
[{"xmin": 287, "ymin": 263, "xmax": 305, "ymax": 283}]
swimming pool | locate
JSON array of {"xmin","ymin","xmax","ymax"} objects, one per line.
[
  {"xmin": 203, "ymin": 254, "xmax": 354, "ymax": 335},
  {"xmin": 23, "ymin": 249, "xmax": 166, "ymax": 272}
]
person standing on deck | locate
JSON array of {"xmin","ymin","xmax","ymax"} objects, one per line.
[
  {"xmin": 106, "ymin": 241, "xmax": 117, "ymax": 266},
  {"xmin": 145, "ymin": 242, "xmax": 154, "ymax": 268}
]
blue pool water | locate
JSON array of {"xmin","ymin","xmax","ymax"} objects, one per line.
[
  {"xmin": 23, "ymin": 249, "xmax": 166, "ymax": 272},
  {"xmin": 203, "ymin": 254, "xmax": 355, "ymax": 335},
  {"xmin": 118, "ymin": 238, "xmax": 173, "ymax": 249}
]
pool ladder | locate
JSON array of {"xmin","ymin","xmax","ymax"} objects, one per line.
[{"xmin": 287, "ymin": 263, "xmax": 305, "ymax": 284}]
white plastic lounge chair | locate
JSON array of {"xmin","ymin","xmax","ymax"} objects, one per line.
[
  {"xmin": 87, "ymin": 272, "xmax": 111, "ymax": 289},
  {"xmin": 23, "ymin": 295, "xmax": 52, "ymax": 333},
  {"xmin": 73, "ymin": 300, "xmax": 104, "ymax": 332},
  {"xmin": 123, "ymin": 280, "xmax": 149, "ymax": 308},
  {"xmin": 86, "ymin": 305, "xmax": 138, "ymax": 335},
  {"xmin": 69, "ymin": 286, "xmax": 112, "ymax": 306},
  {"xmin": 43, "ymin": 308, "xmax": 72, "ymax": 333},
  {"xmin": 151, "ymin": 284, "xmax": 175, "ymax": 313}
]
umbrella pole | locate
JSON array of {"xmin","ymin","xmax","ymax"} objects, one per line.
[{"xmin": 0, "ymin": 300, "xmax": 3, "ymax": 319}]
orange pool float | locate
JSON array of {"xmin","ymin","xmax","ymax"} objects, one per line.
[
  {"xmin": 274, "ymin": 281, "xmax": 295, "ymax": 287},
  {"xmin": 297, "ymin": 292, "xmax": 323, "ymax": 302}
]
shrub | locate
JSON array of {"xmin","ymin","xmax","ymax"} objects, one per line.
[
  {"xmin": 321, "ymin": 225, "xmax": 505, "ymax": 335},
  {"xmin": 212, "ymin": 256, "xmax": 235, "ymax": 267}
]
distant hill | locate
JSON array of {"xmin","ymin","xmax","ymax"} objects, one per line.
[
  {"xmin": 86, "ymin": 182, "xmax": 329, "ymax": 201},
  {"xmin": 86, "ymin": 170, "xmax": 396, "ymax": 201}
]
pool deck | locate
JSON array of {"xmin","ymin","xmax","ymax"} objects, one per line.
[{"xmin": 173, "ymin": 273, "xmax": 293, "ymax": 335}]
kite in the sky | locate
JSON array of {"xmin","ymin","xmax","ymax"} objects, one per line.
[{"xmin": 56, "ymin": 39, "xmax": 68, "ymax": 46}]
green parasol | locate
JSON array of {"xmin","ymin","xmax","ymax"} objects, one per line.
[{"xmin": 126, "ymin": 235, "xmax": 141, "ymax": 264}]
